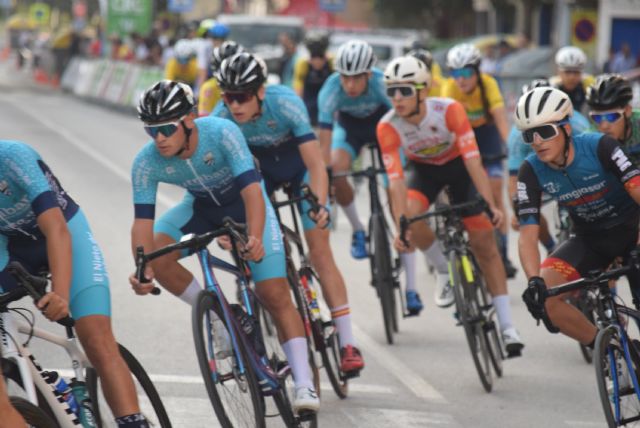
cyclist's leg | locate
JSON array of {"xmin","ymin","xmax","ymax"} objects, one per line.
[
  {"xmin": 65, "ymin": 210, "xmax": 147, "ymax": 425},
  {"xmin": 331, "ymin": 123, "xmax": 361, "ymax": 231}
]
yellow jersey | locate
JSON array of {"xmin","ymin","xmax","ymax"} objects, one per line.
[
  {"xmin": 441, "ymin": 73, "xmax": 504, "ymax": 128},
  {"xmin": 198, "ymin": 78, "xmax": 222, "ymax": 116},
  {"xmin": 164, "ymin": 57, "xmax": 198, "ymax": 86}
]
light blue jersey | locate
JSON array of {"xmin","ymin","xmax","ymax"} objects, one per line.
[{"xmin": 507, "ymin": 111, "xmax": 591, "ymax": 174}]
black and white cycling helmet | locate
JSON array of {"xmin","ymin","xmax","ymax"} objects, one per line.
[
  {"xmin": 217, "ymin": 52, "xmax": 267, "ymax": 92},
  {"xmin": 137, "ymin": 80, "xmax": 195, "ymax": 124},
  {"xmin": 555, "ymin": 46, "xmax": 587, "ymax": 71},
  {"xmin": 446, "ymin": 43, "xmax": 482, "ymax": 69},
  {"xmin": 521, "ymin": 78, "xmax": 550, "ymax": 95},
  {"xmin": 515, "ymin": 87, "xmax": 573, "ymax": 130},
  {"xmin": 587, "ymin": 73, "xmax": 633, "ymax": 110},
  {"xmin": 335, "ymin": 40, "xmax": 376, "ymax": 76},
  {"xmin": 211, "ymin": 40, "xmax": 244, "ymax": 74},
  {"xmin": 407, "ymin": 48, "xmax": 434, "ymax": 72},
  {"xmin": 384, "ymin": 56, "xmax": 431, "ymax": 86}
]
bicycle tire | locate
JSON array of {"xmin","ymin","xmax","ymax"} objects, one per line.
[
  {"xmin": 2, "ymin": 358, "xmax": 60, "ymax": 427},
  {"xmin": 317, "ymin": 319, "xmax": 348, "ymax": 399},
  {"xmin": 10, "ymin": 396, "xmax": 57, "ymax": 428},
  {"xmin": 370, "ymin": 212, "xmax": 396, "ymax": 345},
  {"xmin": 450, "ymin": 252, "xmax": 493, "ymax": 392},
  {"xmin": 86, "ymin": 343, "xmax": 171, "ymax": 428},
  {"xmin": 192, "ymin": 290, "xmax": 265, "ymax": 428}
]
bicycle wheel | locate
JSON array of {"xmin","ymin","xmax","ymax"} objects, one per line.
[
  {"xmin": 450, "ymin": 253, "xmax": 493, "ymax": 392},
  {"xmin": 86, "ymin": 344, "xmax": 171, "ymax": 428},
  {"xmin": 10, "ymin": 396, "xmax": 57, "ymax": 428},
  {"xmin": 192, "ymin": 290, "xmax": 264, "ymax": 428},
  {"xmin": 595, "ymin": 326, "xmax": 640, "ymax": 427},
  {"xmin": 318, "ymin": 319, "xmax": 348, "ymax": 399},
  {"xmin": 369, "ymin": 212, "xmax": 397, "ymax": 345}
]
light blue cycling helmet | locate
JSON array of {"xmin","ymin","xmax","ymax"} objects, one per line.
[{"xmin": 208, "ymin": 22, "xmax": 230, "ymax": 39}]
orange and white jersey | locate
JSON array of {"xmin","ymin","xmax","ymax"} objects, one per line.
[{"xmin": 377, "ymin": 97, "xmax": 479, "ymax": 179}]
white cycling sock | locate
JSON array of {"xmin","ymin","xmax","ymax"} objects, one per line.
[
  {"xmin": 423, "ymin": 241, "xmax": 448, "ymax": 274},
  {"xmin": 178, "ymin": 277, "xmax": 202, "ymax": 306},
  {"xmin": 492, "ymin": 294, "xmax": 514, "ymax": 332},
  {"xmin": 331, "ymin": 304, "xmax": 356, "ymax": 348},
  {"xmin": 401, "ymin": 252, "xmax": 417, "ymax": 292},
  {"xmin": 282, "ymin": 337, "xmax": 314, "ymax": 389},
  {"xmin": 341, "ymin": 200, "xmax": 365, "ymax": 232}
]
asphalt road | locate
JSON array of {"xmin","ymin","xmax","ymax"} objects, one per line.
[{"xmin": 0, "ymin": 61, "xmax": 612, "ymax": 427}]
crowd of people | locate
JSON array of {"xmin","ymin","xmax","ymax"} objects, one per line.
[{"xmin": 3, "ymin": 14, "xmax": 640, "ymax": 425}]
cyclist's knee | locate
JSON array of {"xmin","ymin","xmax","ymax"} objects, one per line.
[
  {"xmin": 256, "ymin": 278, "xmax": 294, "ymax": 312},
  {"xmin": 76, "ymin": 316, "xmax": 120, "ymax": 364}
]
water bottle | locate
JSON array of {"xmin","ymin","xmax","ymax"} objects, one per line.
[
  {"xmin": 43, "ymin": 371, "xmax": 79, "ymax": 416},
  {"xmin": 70, "ymin": 379, "xmax": 97, "ymax": 428}
]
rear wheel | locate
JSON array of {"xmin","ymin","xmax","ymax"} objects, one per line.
[{"xmin": 10, "ymin": 396, "xmax": 56, "ymax": 428}]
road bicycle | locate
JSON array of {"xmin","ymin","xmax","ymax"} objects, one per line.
[
  {"xmin": 1, "ymin": 262, "xmax": 170, "ymax": 428},
  {"xmin": 135, "ymin": 218, "xmax": 315, "ymax": 428},
  {"xmin": 400, "ymin": 198, "xmax": 504, "ymax": 392},
  {"xmin": 333, "ymin": 142, "xmax": 405, "ymax": 345},
  {"xmin": 9, "ymin": 395, "xmax": 57, "ymax": 427}
]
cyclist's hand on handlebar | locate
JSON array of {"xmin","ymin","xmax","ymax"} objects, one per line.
[
  {"xmin": 37, "ymin": 291, "xmax": 69, "ymax": 321},
  {"xmin": 242, "ymin": 235, "xmax": 265, "ymax": 261},
  {"xmin": 309, "ymin": 206, "xmax": 330, "ymax": 229},
  {"xmin": 522, "ymin": 276, "xmax": 546, "ymax": 320},
  {"xmin": 488, "ymin": 206, "xmax": 504, "ymax": 229},
  {"xmin": 510, "ymin": 215, "xmax": 520, "ymax": 231},
  {"xmin": 217, "ymin": 235, "xmax": 232, "ymax": 250},
  {"xmin": 129, "ymin": 266, "xmax": 156, "ymax": 295},
  {"xmin": 394, "ymin": 231, "xmax": 414, "ymax": 253}
]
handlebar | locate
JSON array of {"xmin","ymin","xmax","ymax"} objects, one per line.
[
  {"xmin": 270, "ymin": 184, "xmax": 329, "ymax": 228},
  {"xmin": 5, "ymin": 262, "xmax": 75, "ymax": 329},
  {"xmin": 134, "ymin": 217, "xmax": 249, "ymax": 286}
]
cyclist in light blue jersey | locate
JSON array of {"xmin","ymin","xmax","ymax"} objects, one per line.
[
  {"xmin": 0, "ymin": 140, "xmax": 150, "ymax": 428},
  {"xmin": 213, "ymin": 52, "xmax": 365, "ymax": 374},
  {"xmin": 128, "ymin": 80, "xmax": 319, "ymax": 414},
  {"xmin": 507, "ymin": 79, "xmax": 591, "ymax": 253},
  {"xmin": 317, "ymin": 40, "xmax": 392, "ymax": 260}
]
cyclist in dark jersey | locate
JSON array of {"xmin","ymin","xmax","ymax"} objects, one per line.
[
  {"xmin": 587, "ymin": 73, "xmax": 640, "ymax": 166},
  {"xmin": 293, "ymin": 32, "xmax": 333, "ymax": 128},
  {"xmin": 516, "ymin": 87, "xmax": 640, "ymax": 347}
]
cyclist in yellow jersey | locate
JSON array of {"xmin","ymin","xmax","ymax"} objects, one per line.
[
  {"xmin": 441, "ymin": 43, "xmax": 515, "ymax": 277},
  {"xmin": 198, "ymin": 40, "xmax": 244, "ymax": 116},
  {"xmin": 164, "ymin": 39, "xmax": 198, "ymax": 88},
  {"xmin": 408, "ymin": 48, "xmax": 443, "ymax": 97},
  {"xmin": 549, "ymin": 46, "xmax": 595, "ymax": 114}
]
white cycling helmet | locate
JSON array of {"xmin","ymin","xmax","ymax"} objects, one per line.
[
  {"xmin": 514, "ymin": 87, "xmax": 573, "ymax": 130},
  {"xmin": 174, "ymin": 39, "xmax": 195, "ymax": 60},
  {"xmin": 555, "ymin": 46, "xmax": 587, "ymax": 71},
  {"xmin": 446, "ymin": 43, "xmax": 482, "ymax": 69},
  {"xmin": 384, "ymin": 56, "xmax": 431, "ymax": 86},
  {"xmin": 335, "ymin": 40, "xmax": 376, "ymax": 76}
]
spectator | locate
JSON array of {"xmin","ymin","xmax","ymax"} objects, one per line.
[
  {"xmin": 278, "ymin": 31, "xmax": 299, "ymax": 87},
  {"xmin": 132, "ymin": 32, "xmax": 149, "ymax": 63},
  {"xmin": 612, "ymin": 42, "xmax": 636, "ymax": 73},
  {"xmin": 603, "ymin": 48, "xmax": 616, "ymax": 73}
]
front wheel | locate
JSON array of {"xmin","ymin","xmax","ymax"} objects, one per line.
[
  {"xmin": 86, "ymin": 344, "xmax": 171, "ymax": 428},
  {"xmin": 10, "ymin": 396, "xmax": 57, "ymax": 428},
  {"xmin": 370, "ymin": 213, "xmax": 397, "ymax": 345}
]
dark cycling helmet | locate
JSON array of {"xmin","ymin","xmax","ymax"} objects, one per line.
[
  {"xmin": 521, "ymin": 78, "xmax": 550, "ymax": 95},
  {"xmin": 211, "ymin": 40, "xmax": 244, "ymax": 74},
  {"xmin": 408, "ymin": 48, "xmax": 434, "ymax": 72},
  {"xmin": 305, "ymin": 31, "xmax": 329, "ymax": 57},
  {"xmin": 208, "ymin": 22, "xmax": 230, "ymax": 39},
  {"xmin": 217, "ymin": 52, "xmax": 267, "ymax": 92},
  {"xmin": 587, "ymin": 73, "xmax": 633, "ymax": 110},
  {"xmin": 137, "ymin": 80, "xmax": 195, "ymax": 123}
]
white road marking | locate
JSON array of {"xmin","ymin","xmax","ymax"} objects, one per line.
[{"xmin": 342, "ymin": 407, "xmax": 457, "ymax": 427}]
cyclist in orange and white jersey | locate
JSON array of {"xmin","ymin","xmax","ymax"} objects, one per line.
[{"xmin": 378, "ymin": 56, "xmax": 524, "ymax": 355}]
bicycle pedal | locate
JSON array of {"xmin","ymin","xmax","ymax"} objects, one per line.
[
  {"xmin": 297, "ymin": 410, "xmax": 317, "ymax": 422},
  {"xmin": 506, "ymin": 349, "xmax": 523, "ymax": 359},
  {"xmin": 342, "ymin": 369, "xmax": 361, "ymax": 380}
]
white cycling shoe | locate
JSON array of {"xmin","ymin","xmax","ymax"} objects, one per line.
[
  {"xmin": 502, "ymin": 327, "xmax": 525, "ymax": 357},
  {"xmin": 434, "ymin": 273, "xmax": 454, "ymax": 308},
  {"xmin": 212, "ymin": 316, "xmax": 233, "ymax": 359},
  {"xmin": 293, "ymin": 387, "xmax": 320, "ymax": 414}
]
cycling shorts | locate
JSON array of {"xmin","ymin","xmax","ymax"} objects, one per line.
[
  {"xmin": 405, "ymin": 156, "xmax": 493, "ymax": 230},
  {"xmin": 473, "ymin": 123, "xmax": 505, "ymax": 179},
  {"xmin": 542, "ymin": 215, "xmax": 639, "ymax": 281},
  {"xmin": 0, "ymin": 209, "xmax": 111, "ymax": 320},
  {"xmin": 331, "ymin": 105, "xmax": 390, "ymax": 160},
  {"xmin": 154, "ymin": 187, "xmax": 286, "ymax": 282}
]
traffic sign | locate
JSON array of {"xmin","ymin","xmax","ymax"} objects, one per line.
[{"xmin": 29, "ymin": 2, "xmax": 50, "ymax": 27}]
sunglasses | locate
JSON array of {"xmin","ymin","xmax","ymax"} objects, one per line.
[
  {"xmin": 222, "ymin": 91, "xmax": 255, "ymax": 105},
  {"xmin": 521, "ymin": 122, "xmax": 567, "ymax": 144},
  {"xmin": 143, "ymin": 118, "xmax": 183, "ymax": 138},
  {"xmin": 386, "ymin": 84, "xmax": 424, "ymax": 98},
  {"xmin": 589, "ymin": 110, "xmax": 624, "ymax": 124},
  {"xmin": 450, "ymin": 67, "xmax": 475, "ymax": 79}
]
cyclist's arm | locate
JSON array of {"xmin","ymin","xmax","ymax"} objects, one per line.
[
  {"xmin": 490, "ymin": 105, "xmax": 510, "ymax": 143},
  {"xmin": 299, "ymin": 141, "xmax": 328, "ymax": 205},
  {"xmin": 377, "ymin": 121, "xmax": 406, "ymax": 229},
  {"xmin": 37, "ymin": 207, "xmax": 72, "ymax": 302},
  {"xmin": 240, "ymin": 183, "xmax": 265, "ymax": 240},
  {"xmin": 519, "ymin": 224, "xmax": 541, "ymax": 278},
  {"xmin": 597, "ymin": 135, "xmax": 640, "ymax": 203},
  {"xmin": 516, "ymin": 161, "xmax": 543, "ymax": 278},
  {"xmin": 388, "ymin": 178, "xmax": 408, "ymax": 231},
  {"xmin": 465, "ymin": 156, "xmax": 499, "ymax": 210},
  {"xmin": 318, "ymin": 128, "xmax": 332, "ymax": 165},
  {"xmin": 484, "ymin": 74, "xmax": 509, "ymax": 142},
  {"xmin": 131, "ymin": 218, "xmax": 155, "ymax": 257},
  {"xmin": 317, "ymin": 78, "xmax": 338, "ymax": 164}
]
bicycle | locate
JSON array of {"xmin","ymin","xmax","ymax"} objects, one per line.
[
  {"xmin": 9, "ymin": 396, "xmax": 57, "ymax": 427},
  {"xmin": 400, "ymin": 198, "xmax": 504, "ymax": 393},
  {"xmin": 333, "ymin": 142, "xmax": 404, "ymax": 345},
  {"xmin": 1, "ymin": 262, "xmax": 171, "ymax": 428},
  {"xmin": 270, "ymin": 182, "xmax": 350, "ymax": 398},
  {"xmin": 533, "ymin": 254, "xmax": 640, "ymax": 427},
  {"xmin": 134, "ymin": 218, "xmax": 314, "ymax": 428}
]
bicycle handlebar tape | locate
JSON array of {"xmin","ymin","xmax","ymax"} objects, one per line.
[
  {"xmin": 134, "ymin": 247, "xmax": 162, "ymax": 296},
  {"xmin": 399, "ymin": 215, "xmax": 410, "ymax": 247}
]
